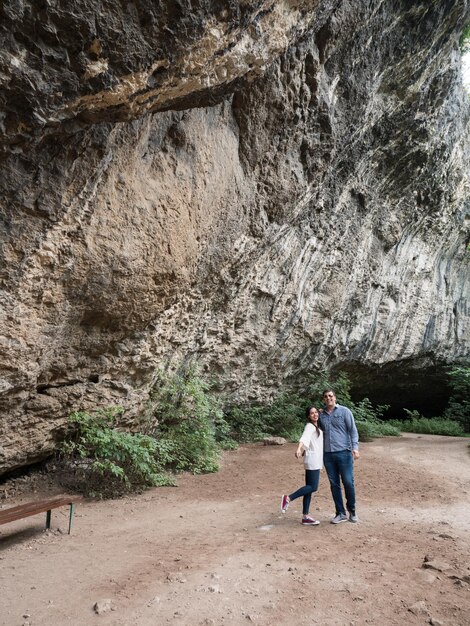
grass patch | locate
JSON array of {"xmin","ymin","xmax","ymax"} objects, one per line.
[
  {"xmin": 356, "ymin": 420, "xmax": 401, "ymax": 442},
  {"xmin": 388, "ymin": 412, "xmax": 464, "ymax": 437}
]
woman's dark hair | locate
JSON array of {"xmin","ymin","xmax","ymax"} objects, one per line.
[{"xmin": 305, "ymin": 405, "xmax": 321, "ymax": 435}]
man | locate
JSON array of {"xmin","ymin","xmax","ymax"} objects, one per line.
[{"xmin": 320, "ymin": 388, "xmax": 360, "ymax": 524}]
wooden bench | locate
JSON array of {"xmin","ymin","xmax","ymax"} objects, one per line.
[{"xmin": 0, "ymin": 495, "xmax": 82, "ymax": 535}]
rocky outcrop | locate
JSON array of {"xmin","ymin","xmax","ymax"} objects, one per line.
[{"xmin": 1, "ymin": 0, "xmax": 469, "ymax": 474}]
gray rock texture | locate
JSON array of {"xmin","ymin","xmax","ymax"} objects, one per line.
[{"xmin": 0, "ymin": 0, "xmax": 469, "ymax": 474}]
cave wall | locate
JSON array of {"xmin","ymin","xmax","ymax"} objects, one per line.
[{"xmin": 0, "ymin": 0, "xmax": 469, "ymax": 473}]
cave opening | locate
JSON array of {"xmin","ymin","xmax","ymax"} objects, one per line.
[{"xmin": 340, "ymin": 362, "xmax": 452, "ymax": 419}]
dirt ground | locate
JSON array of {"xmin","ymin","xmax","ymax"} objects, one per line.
[{"xmin": 1, "ymin": 433, "xmax": 469, "ymax": 626}]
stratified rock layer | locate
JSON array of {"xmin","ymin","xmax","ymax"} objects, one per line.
[{"xmin": 0, "ymin": 0, "xmax": 469, "ymax": 473}]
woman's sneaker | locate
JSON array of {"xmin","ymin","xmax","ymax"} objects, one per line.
[
  {"xmin": 301, "ymin": 516, "xmax": 320, "ymax": 525},
  {"xmin": 281, "ymin": 495, "xmax": 290, "ymax": 513}
]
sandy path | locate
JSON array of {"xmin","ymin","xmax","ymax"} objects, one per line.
[{"xmin": 1, "ymin": 433, "xmax": 469, "ymax": 626}]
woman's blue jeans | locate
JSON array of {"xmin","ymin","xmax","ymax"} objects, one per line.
[
  {"xmin": 289, "ymin": 469, "xmax": 320, "ymax": 515},
  {"xmin": 323, "ymin": 450, "xmax": 356, "ymax": 515}
]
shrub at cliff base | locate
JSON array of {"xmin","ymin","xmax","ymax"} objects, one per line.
[
  {"xmin": 146, "ymin": 365, "xmax": 234, "ymax": 474},
  {"xmin": 226, "ymin": 393, "xmax": 306, "ymax": 442},
  {"xmin": 59, "ymin": 407, "xmax": 175, "ymax": 498},
  {"xmin": 387, "ymin": 367, "xmax": 469, "ymax": 436},
  {"xmin": 443, "ymin": 367, "xmax": 470, "ymax": 432},
  {"xmin": 389, "ymin": 410, "xmax": 465, "ymax": 437},
  {"xmin": 60, "ymin": 367, "xmax": 233, "ymax": 497},
  {"xmin": 460, "ymin": 22, "xmax": 470, "ymax": 53},
  {"xmin": 226, "ymin": 370, "xmax": 400, "ymax": 443},
  {"xmin": 306, "ymin": 371, "xmax": 400, "ymax": 441},
  {"xmin": 59, "ymin": 368, "xmax": 404, "ymax": 498}
]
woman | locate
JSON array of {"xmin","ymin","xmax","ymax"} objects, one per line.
[{"xmin": 280, "ymin": 406, "xmax": 323, "ymax": 525}]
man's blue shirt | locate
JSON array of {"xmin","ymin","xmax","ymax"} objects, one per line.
[{"xmin": 320, "ymin": 404, "xmax": 359, "ymax": 452}]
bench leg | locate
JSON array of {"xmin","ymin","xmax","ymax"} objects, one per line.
[
  {"xmin": 68, "ymin": 503, "xmax": 75, "ymax": 535},
  {"xmin": 46, "ymin": 509, "xmax": 51, "ymax": 530}
]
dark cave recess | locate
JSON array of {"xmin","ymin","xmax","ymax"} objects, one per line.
[{"xmin": 343, "ymin": 362, "xmax": 454, "ymax": 419}]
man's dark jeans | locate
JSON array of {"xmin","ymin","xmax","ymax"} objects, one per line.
[
  {"xmin": 323, "ymin": 450, "xmax": 356, "ymax": 515},
  {"xmin": 289, "ymin": 469, "xmax": 320, "ymax": 515}
]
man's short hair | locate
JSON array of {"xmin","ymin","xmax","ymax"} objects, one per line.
[{"xmin": 322, "ymin": 388, "xmax": 335, "ymax": 396}]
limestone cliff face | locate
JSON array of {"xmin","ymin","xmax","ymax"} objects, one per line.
[{"xmin": 1, "ymin": 0, "xmax": 469, "ymax": 474}]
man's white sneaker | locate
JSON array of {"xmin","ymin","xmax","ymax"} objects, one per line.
[
  {"xmin": 330, "ymin": 513, "xmax": 348, "ymax": 524},
  {"xmin": 349, "ymin": 512, "xmax": 359, "ymax": 523}
]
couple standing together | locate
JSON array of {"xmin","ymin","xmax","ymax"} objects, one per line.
[{"xmin": 281, "ymin": 388, "xmax": 360, "ymax": 526}]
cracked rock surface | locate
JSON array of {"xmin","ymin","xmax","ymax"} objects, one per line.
[{"xmin": 0, "ymin": 0, "xmax": 469, "ymax": 473}]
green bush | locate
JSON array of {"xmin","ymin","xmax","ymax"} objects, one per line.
[
  {"xmin": 389, "ymin": 412, "xmax": 464, "ymax": 437},
  {"xmin": 225, "ymin": 393, "xmax": 305, "ymax": 443},
  {"xmin": 356, "ymin": 419, "xmax": 400, "ymax": 441},
  {"xmin": 262, "ymin": 393, "xmax": 306, "ymax": 440},
  {"xmin": 226, "ymin": 405, "xmax": 267, "ymax": 442},
  {"xmin": 307, "ymin": 372, "xmax": 388, "ymax": 418},
  {"xmin": 60, "ymin": 407, "xmax": 174, "ymax": 497},
  {"xmin": 306, "ymin": 370, "xmax": 352, "ymax": 407},
  {"xmin": 375, "ymin": 421, "xmax": 402, "ymax": 436},
  {"xmin": 306, "ymin": 371, "xmax": 396, "ymax": 441},
  {"xmin": 443, "ymin": 367, "xmax": 470, "ymax": 432},
  {"xmin": 147, "ymin": 365, "xmax": 230, "ymax": 473},
  {"xmin": 60, "ymin": 366, "xmax": 234, "ymax": 495},
  {"xmin": 227, "ymin": 372, "xmax": 400, "ymax": 444},
  {"xmin": 355, "ymin": 420, "xmax": 376, "ymax": 442},
  {"xmin": 460, "ymin": 22, "xmax": 470, "ymax": 54},
  {"xmin": 59, "ymin": 366, "xmax": 413, "ymax": 498}
]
